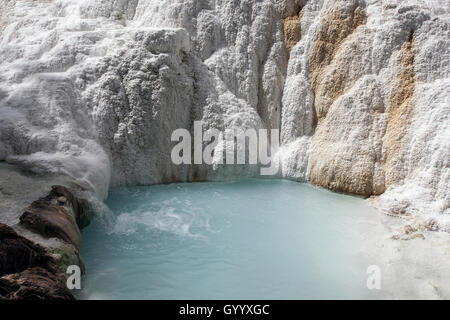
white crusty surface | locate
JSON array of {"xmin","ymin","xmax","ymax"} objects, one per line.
[
  {"xmin": 0, "ymin": 0, "xmax": 449, "ymax": 300},
  {"xmin": 0, "ymin": 1, "xmax": 448, "ymax": 224},
  {"xmin": 0, "ymin": 0, "xmax": 278, "ymax": 195}
]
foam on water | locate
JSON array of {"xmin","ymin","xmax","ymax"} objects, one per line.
[{"xmin": 80, "ymin": 179, "xmax": 395, "ymax": 300}]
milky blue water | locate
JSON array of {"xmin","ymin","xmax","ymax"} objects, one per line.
[{"xmin": 80, "ymin": 179, "xmax": 380, "ymax": 299}]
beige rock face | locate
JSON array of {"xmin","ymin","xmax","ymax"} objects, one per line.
[
  {"xmin": 308, "ymin": 75, "xmax": 386, "ymax": 196},
  {"xmin": 309, "ymin": 1, "xmax": 367, "ymax": 120},
  {"xmin": 383, "ymin": 33, "xmax": 416, "ymax": 187},
  {"xmin": 283, "ymin": 7, "xmax": 303, "ymax": 57},
  {"xmin": 308, "ymin": 1, "xmax": 382, "ymax": 196},
  {"xmin": 307, "ymin": 12, "xmax": 423, "ymax": 198},
  {"xmin": 279, "ymin": 0, "xmax": 448, "ymax": 230}
]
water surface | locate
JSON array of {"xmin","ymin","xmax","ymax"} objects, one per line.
[{"xmin": 80, "ymin": 179, "xmax": 381, "ymax": 299}]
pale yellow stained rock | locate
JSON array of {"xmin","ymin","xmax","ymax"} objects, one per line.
[
  {"xmin": 382, "ymin": 32, "xmax": 416, "ymax": 187},
  {"xmin": 309, "ymin": 2, "xmax": 366, "ymax": 118},
  {"xmin": 283, "ymin": 9, "xmax": 303, "ymax": 56},
  {"xmin": 309, "ymin": 4, "xmax": 366, "ymax": 120},
  {"xmin": 307, "ymin": 2, "xmax": 384, "ymax": 196},
  {"xmin": 308, "ymin": 29, "xmax": 418, "ymax": 197}
]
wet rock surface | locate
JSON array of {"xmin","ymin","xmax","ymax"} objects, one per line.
[
  {"xmin": 50, "ymin": 185, "xmax": 93, "ymax": 230},
  {"xmin": 20, "ymin": 201, "xmax": 81, "ymax": 250},
  {"xmin": 19, "ymin": 185, "xmax": 91, "ymax": 250},
  {"xmin": 0, "ymin": 184, "xmax": 90, "ymax": 300},
  {"xmin": 0, "ymin": 267, "xmax": 74, "ymax": 300},
  {"xmin": 0, "ymin": 223, "xmax": 58, "ymax": 277},
  {"xmin": 0, "ymin": 223, "xmax": 74, "ymax": 300}
]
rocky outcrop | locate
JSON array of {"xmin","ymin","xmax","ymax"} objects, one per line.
[
  {"xmin": 0, "ymin": 267, "xmax": 74, "ymax": 300},
  {"xmin": 0, "ymin": 223, "xmax": 74, "ymax": 300},
  {"xmin": 307, "ymin": 1, "xmax": 376, "ymax": 196},
  {"xmin": 0, "ymin": 180, "xmax": 90, "ymax": 299},
  {"xmin": 309, "ymin": 1, "xmax": 367, "ymax": 120},
  {"xmin": 0, "ymin": 223, "xmax": 57, "ymax": 277},
  {"xmin": 283, "ymin": 2, "xmax": 304, "ymax": 57},
  {"xmin": 382, "ymin": 31, "xmax": 416, "ymax": 188},
  {"xmin": 280, "ymin": 0, "xmax": 449, "ymax": 230},
  {"xmin": 19, "ymin": 185, "xmax": 90, "ymax": 250},
  {"xmin": 18, "ymin": 185, "xmax": 90, "ymax": 271}
]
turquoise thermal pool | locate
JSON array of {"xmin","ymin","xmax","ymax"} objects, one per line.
[{"xmin": 80, "ymin": 179, "xmax": 382, "ymax": 299}]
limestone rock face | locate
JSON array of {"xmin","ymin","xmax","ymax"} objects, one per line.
[
  {"xmin": 0, "ymin": 0, "xmax": 448, "ymax": 229},
  {"xmin": 280, "ymin": 0, "xmax": 449, "ymax": 229}
]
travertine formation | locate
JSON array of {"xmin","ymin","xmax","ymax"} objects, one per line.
[
  {"xmin": 283, "ymin": 2, "xmax": 304, "ymax": 56},
  {"xmin": 0, "ymin": 1, "xmax": 448, "ymax": 227},
  {"xmin": 280, "ymin": 0, "xmax": 449, "ymax": 230}
]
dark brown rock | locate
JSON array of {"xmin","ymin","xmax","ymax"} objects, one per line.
[
  {"xmin": 0, "ymin": 223, "xmax": 58, "ymax": 277},
  {"xmin": 19, "ymin": 186, "xmax": 85, "ymax": 250},
  {"xmin": 0, "ymin": 223, "xmax": 74, "ymax": 300},
  {"xmin": 49, "ymin": 185, "xmax": 92, "ymax": 229},
  {"xmin": 2, "ymin": 185, "xmax": 90, "ymax": 300},
  {"xmin": 20, "ymin": 202, "xmax": 81, "ymax": 250},
  {"xmin": 19, "ymin": 185, "xmax": 92, "ymax": 249},
  {"xmin": 0, "ymin": 267, "xmax": 74, "ymax": 300}
]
